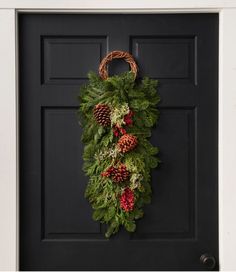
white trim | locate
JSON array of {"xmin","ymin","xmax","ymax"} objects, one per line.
[
  {"xmin": 219, "ymin": 8, "xmax": 236, "ymax": 271},
  {"xmin": 0, "ymin": 9, "xmax": 17, "ymax": 271},
  {"xmin": 17, "ymin": 9, "xmax": 222, "ymax": 13},
  {"xmin": 0, "ymin": 2, "xmax": 236, "ymax": 271},
  {"xmin": 0, "ymin": 0, "xmax": 236, "ymax": 9}
]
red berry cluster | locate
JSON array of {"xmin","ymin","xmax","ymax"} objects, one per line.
[
  {"xmin": 124, "ymin": 110, "xmax": 134, "ymax": 126},
  {"xmin": 112, "ymin": 110, "xmax": 134, "ymax": 137},
  {"xmin": 112, "ymin": 125, "xmax": 126, "ymax": 137},
  {"xmin": 101, "ymin": 164, "xmax": 130, "ymax": 183},
  {"xmin": 120, "ymin": 188, "xmax": 135, "ymax": 212}
]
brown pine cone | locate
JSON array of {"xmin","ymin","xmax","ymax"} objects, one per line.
[
  {"xmin": 93, "ymin": 104, "xmax": 111, "ymax": 127},
  {"xmin": 117, "ymin": 134, "xmax": 138, "ymax": 153}
]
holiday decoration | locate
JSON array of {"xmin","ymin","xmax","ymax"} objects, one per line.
[
  {"xmin": 120, "ymin": 188, "xmax": 135, "ymax": 212},
  {"xmin": 93, "ymin": 104, "xmax": 111, "ymax": 127},
  {"xmin": 78, "ymin": 50, "xmax": 160, "ymax": 238},
  {"xmin": 101, "ymin": 164, "xmax": 130, "ymax": 183},
  {"xmin": 117, "ymin": 134, "xmax": 138, "ymax": 153}
]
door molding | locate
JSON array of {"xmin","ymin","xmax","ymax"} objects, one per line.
[{"xmin": 0, "ymin": 2, "xmax": 236, "ymax": 271}]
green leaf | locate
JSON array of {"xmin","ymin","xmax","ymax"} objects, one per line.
[
  {"xmin": 124, "ymin": 221, "xmax": 136, "ymax": 232},
  {"xmin": 130, "ymin": 99, "xmax": 149, "ymax": 110},
  {"xmin": 98, "ymin": 126, "xmax": 105, "ymax": 136},
  {"xmin": 105, "ymin": 220, "xmax": 120, "ymax": 238},
  {"xmin": 149, "ymin": 156, "xmax": 159, "ymax": 168},
  {"xmin": 133, "ymin": 209, "xmax": 144, "ymax": 219},
  {"xmin": 92, "ymin": 209, "xmax": 105, "ymax": 221}
]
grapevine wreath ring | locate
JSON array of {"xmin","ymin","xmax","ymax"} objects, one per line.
[
  {"xmin": 99, "ymin": 50, "xmax": 138, "ymax": 80},
  {"xmin": 78, "ymin": 50, "xmax": 160, "ymax": 238}
]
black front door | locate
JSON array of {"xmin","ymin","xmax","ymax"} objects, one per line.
[{"xmin": 19, "ymin": 14, "xmax": 218, "ymax": 270}]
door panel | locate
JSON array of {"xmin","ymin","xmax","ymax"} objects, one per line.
[
  {"xmin": 42, "ymin": 108, "xmax": 101, "ymax": 238},
  {"xmin": 20, "ymin": 14, "xmax": 218, "ymax": 270}
]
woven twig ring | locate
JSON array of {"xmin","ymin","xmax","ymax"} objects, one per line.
[{"xmin": 99, "ymin": 50, "xmax": 138, "ymax": 80}]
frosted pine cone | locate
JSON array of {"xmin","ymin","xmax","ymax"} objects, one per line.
[
  {"xmin": 93, "ymin": 104, "xmax": 111, "ymax": 127},
  {"xmin": 117, "ymin": 134, "xmax": 138, "ymax": 153}
]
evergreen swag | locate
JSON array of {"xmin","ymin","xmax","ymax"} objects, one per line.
[{"xmin": 78, "ymin": 71, "xmax": 160, "ymax": 238}]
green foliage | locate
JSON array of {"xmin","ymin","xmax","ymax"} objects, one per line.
[{"xmin": 78, "ymin": 71, "xmax": 160, "ymax": 237}]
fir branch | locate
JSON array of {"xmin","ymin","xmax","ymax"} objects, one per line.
[{"xmin": 78, "ymin": 71, "xmax": 160, "ymax": 237}]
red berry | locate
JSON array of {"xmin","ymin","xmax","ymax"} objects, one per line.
[
  {"xmin": 119, "ymin": 127, "xmax": 127, "ymax": 135},
  {"xmin": 120, "ymin": 188, "xmax": 135, "ymax": 212},
  {"xmin": 113, "ymin": 126, "xmax": 120, "ymax": 137},
  {"xmin": 124, "ymin": 110, "xmax": 134, "ymax": 126}
]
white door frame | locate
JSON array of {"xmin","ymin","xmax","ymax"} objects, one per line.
[{"xmin": 1, "ymin": 1, "xmax": 236, "ymax": 271}]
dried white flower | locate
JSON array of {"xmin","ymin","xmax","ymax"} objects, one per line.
[
  {"xmin": 94, "ymin": 145, "xmax": 122, "ymax": 161},
  {"xmin": 110, "ymin": 103, "xmax": 129, "ymax": 127},
  {"xmin": 130, "ymin": 173, "xmax": 143, "ymax": 190}
]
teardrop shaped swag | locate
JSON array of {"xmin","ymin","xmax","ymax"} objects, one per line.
[{"xmin": 78, "ymin": 51, "xmax": 160, "ymax": 238}]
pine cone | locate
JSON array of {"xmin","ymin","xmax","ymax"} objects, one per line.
[
  {"xmin": 93, "ymin": 104, "xmax": 111, "ymax": 127},
  {"xmin": 117, "ymin": 134, "xmax": 138, "ymax": 153},
  {"xmin": 112, "ymin": 164, "xmax": 130, "ymax": 183},
  {"xmin": 120, "ymin": 188, "xmax": 135, "ymax": 212},
  {"xmin": 101, "ymin": 164, "xmax": 130, "ymax": 183}
]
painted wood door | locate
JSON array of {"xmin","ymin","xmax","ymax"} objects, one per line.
[{"xmin": 19, "ymin": 14, "xmax": 218, "ymax": 270}]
